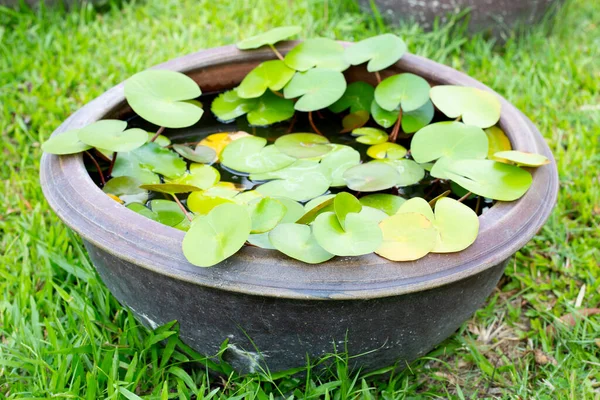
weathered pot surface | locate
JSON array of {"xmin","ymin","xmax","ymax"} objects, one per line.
[{"xmin": 40, "ymin": 42, "xmax": 558, "ymax": 373}]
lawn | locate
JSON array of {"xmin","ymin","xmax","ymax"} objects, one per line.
[{"xmin": 1, "ymin": 0, "xmax": 599, "ymax": 398}]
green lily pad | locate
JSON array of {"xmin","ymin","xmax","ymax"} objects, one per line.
[
  {"xmin": 173, "ymin": 144, "xmax": 216, "ymax": 164},
  {"xmin": 377, "ymin": 159, "xmax": 425, "ymax": 186},
  {"xmin": 485, "ymin": 126, "xmax": 512, "ymax": 161},
  {"xmin": 493, "ymin": 150, "xmax": 550, "ymax": 167},
  {"xmin": 149, "ymin": 199, "xmax": 186, "ymax": 227},
  {"xmin": 269, "ymin": 223, "xmax": 335, "ymax": 264},
  {"xmin": 410, "ymin": 121, "xmax": 489, "ymax": 164},
  {"xmin": 103, "ymin": 176, "xmax": 148, "ymax": 204},
  {"xmin": 274, "ymin": 196, "xmax": 305, "ymax": 223},
  {"xmin": 283, "ymin": 69, "xmax": 347, "ymax": 111},
  {"xmin": 274, "ymin": 133, "xmax": 331, "ymax": 159},
  {"xmin": 124, "ymin": 69, "xmax": 203, "ymax": 128},
  {"xmin": 344, "ymin": 33, "xmax": 407, "ymax": 72},
  {"xmin": 211, "ymin": 89, "xmax": 258, "ymax": 122},
  {"xmin": 402, "ymin": 100, "xmax": 434, "ymax": 133},
  {"xmin": 358, "ymin": 206, "xmax": 389, "ymax": 224},
  {"xmin": 320, "ymin": 145, "xmax": 361, "ymax": 187},
  {"xmin": 371, "ymin": 100, "xmax": 398, "ymax": 129},
  {"xmin": 41, "ymin": 128, "xmax": 92, "ymax": 155},
  {"xmin": 187, "ymin": 191, "xmax": 235, "ymax": 215},
  {"xmin": 359, "ymin": 194, "xmax": 406, "ymax": 215},
  {"xmin": 430, "ymin": 85, "xmax": 501, "ymax": 128},
  {"xmin": 396, "ymin": 197, "xmax": 435, "ymax": 220},
  {"xmin": 247, "ymin": 90, "xmax": 295, "ymax": 126},
  {"xmin": 376, "ymin": 212, "xmax": 437, "ymax": 261},
  {"xmin": 284, "ymin": 38, "xmax": 349, "ymax": 71},
  {"xmin": 329, "ymin": 82, "xmax": 375, "ymax": 113},
  {"xmin": 78, "ymin": 120, "xmax": 147, "ymax": 153},
  {"xmin": 247, "ymin": 233, "xmax": 275, "ymax": 250},
  {"xmin": 147, "ymin": 132, "xmax": 171, "ymax": 147},
  {"xmin": 250, "ymin": 159, "xmax": 324, "ymax": 181},
  {"xmin": 255, "ymin": 162, "xmax": 330, "ymax": 201},
  {"xmin": 304, "ymin": 194, "xmax": 336, "ymax": 211},
  {"xmin": 343, "ymin": 162, "xmax": 401, "ymax": 192},
  {"xmin": 140, "ymin": 183, "xmax": 203, "ymax": 194},
  {"xmin": 432, "ymin": 197, "xmax": 479, "ymax": 253},
  {"xmin": 221, "ymin": 135, "xmax": 295, "ymax": 174},
  {"xmin": 247, "ymin": 197, "xmax": 286, "ymax": 233},
  {"xmin": 237, "ymin": 26, "xmax": 301, "ymax": 49},
  {"xmin": 341, "ymin": 110, "xmax": 370, "ymax": 133},
  {"xmin": 298, "ymin": 195, "xmax": 336, "ymax": 224},
  {"xmin": 333, "ymin": 192, "xmax": 362, "ymax": 230},
  {"xmin": 238, "ymin": 60, "xmax": 295, "ymax": 98},
  {"xmin": 374, "ymin": 73, "xmax": 430, "ymax": 112},
  {"xmin": 313, "ymin": 212, "xmax": 383, "ymax": 256},
  {"xmin": 126, "ymin": 202, "xmax": 159, "ymax": 221},
  {"xmin": 168, "ymin": 164, "xmax": 220, "ymax": 190},
  {"xmin": 182, "ymin": 203, "xmax": 251, "ymax": 267},
  {"xmin": 352, "ymin": 127, "xmax": 388, "ymax": 145},
  {"xmin": 367, "ymin": 142, "xmax": 407, "ymax": 160},
  {"xmin": 234, "ymin": 190, "xmax": 264, "ymax": 204},
  {"xmin": 112, "ymin": 142, "xmax": 186, "ymax": 181}
]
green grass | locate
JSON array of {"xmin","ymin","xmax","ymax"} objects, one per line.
[{"xmin": 1, "ymin": 0, "xmax": 599, "ymax": 398}]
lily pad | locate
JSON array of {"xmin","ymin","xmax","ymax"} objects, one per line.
[
  {"xmin": 283, "ymin": 69, "xmax": 347, "ymax": 111},
  {"xmin": 313, "ymin": 212, "xmax": 383, "ymax": 256},
  {"xmin": 402, "ymin": 100, "xmax": 434, "ymax": 133},
  {"xmin": 139, "ymin": 183, "xmax": 203, "ymax": 194},
  {"xmin": 343, "ymin": 162, "xmax": 401, "ymax": 192},
  {"xmin": 359, "ymin": 194, "xmax": 406, "ymax": 215},
  {"xmin": 124, "ymin": 69, "xmax": 203, "ymax": 128},
  {"xmin": 430, "ymin": 85, "xmax": 501, "ymax": 128},
  {"xmin": 485, "ymin": 126, "xmax": 512, "ymax": 161},
  {"xmin": 396, "ymin": 197, "xmax": 435, "ymax": 221},
  {"xmin": 221, "ymin": 135, "xmax": 295, "ymax": 174},
  {"xmin": 320, "ymin": 145, "xmax": 361, "ymax": 187},
  {"xmin": 250, "ymin": 159, "xmax": 324, "ymax": 181},
  {"xmin": 173, "ymin": 144, "xmax": 217, "ymax": 164},
  {"xmin": 255, "ymin": 162, "xmax": 330, "ymax": 201},
  {"xmin": 247, "ymin": 91, "xmax": 295, "ymax": 126},
  {"xmin": 358, "ymin": 206, "xmax": 389, "ymax": 224},
  {"xmin": 284, "ymin": 38, "xmax": 349, "ymax": 71},
  {"xmin": 247, "ymin": 197, "xmax": 286, "ymax": 233},
  {"xmin": 199, "ymin": 132, "xmax": 248, "ymax": 159},
  {"xmin": 274, "ymin": 196, "xmax": 305, "ymax": 223},
  {"xmin": 371, "ymin": 100, "xmax": 398, "ymax": 129},
  {"xmin": 344, "ymin": 34, "xmax": 406, "ymax": 72},
  {"xmin": 147, "ymin": 132, "xmax": 171, "ymax": 147},
  {"xmin": 329, "ymin": 82, "xmax": 375, "ymax": 113},
  {"xmin": 367, "ymin": 142, "xmax": 407, "ymax": 160},
  {"xmin": 493, "ymin": 150, "xmax": 550, "ymax": 167},
  {"xmin": 41, "ymin": 128, "xmax": 91, "ymax": 155},
  {"xmin": 127, "ymin": 202, "xmax": 159, "ymax": 221},
  {"xmin": 333, "ymin": 192, "xmax": 362, "ymax": 229},
  {"xmin": 237, "ymin": 60, "xmax": 295, "ymax": 98},
  {"xmin": 432, "ymin": 197, "xmax": 479, "ymax": 253},
  {"xmin": 377, "ymin": 159, "xmax": 425, "ymax": 186},
  {"xmin": 187, "ymin": 191, "xmax": 235, "ymax": 215},
  {"xmin": 341, "ymin": 110, "xmax": 370, "ymax": 133},
  {"xmin": 149, "ymin": 199, "xmax": 186, "ymax": 227},
  {"xmin": 211, "ymin": 89, "xmax": 258, "ymax": 122},
  {"xmin": 182, "ymin": 203, "xmax": 251, "ymax": 267},
  {"xmin": 269, "ymin": 224, "xmax": 335, "ymax": 264},
  {"xmin": 376, "ymin": 212, "xmax": 437, "ymax": 261},
  {"xmin": 352, "ymin": 127, "xmax": 388, "ymax": 145},
  {"xmin": 78, "ymin": 120, "xmax": 147, "ymax": 153},
  {"xmin": 234, "ymin": 190, "xmax": 264, "ymax": 204},
  {"xmin": 410, "ymin": 121, "xmax": 489, "ymax": 164},
  {"xmin": 112, "ymin": 142, "xmax": 186, "ymax": 181},
  {"xmin": 299, "ymin": 195, "xmax": 336, "ymax": 224},
  {"xmin": 247, "ymin": 233, "xmax": 275, "ymax": 250},
  {"xmin": 274, "ymin": 133, "xmax": 331, "ymax": 159},
  {"xmin": 237, "ymin": 26, "xmax": 301, "ymax": 49},
  {"xmin": 103, "ymin": 176, "xmax": 148, "ymax": 204},
  {"xmin": 374, "ymin": 73, "xmax": 430, "ymax": 112},
  {"xmin": 168, "ymin": 164, "xmax": 220, "ymax": 190}
]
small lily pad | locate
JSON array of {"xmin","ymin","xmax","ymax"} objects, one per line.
[
  {"xmin": 237, "ymin": 26, "xmax": 301, "ymax": 49},
  {"xmin": 284, "ymin": 38, "xmax": 349, "ymax": 71},
  {"xmin": 343, "ymin": 162, "xmax": 401, "ymax": 192},
  {"xmin": 247, "ymin": 91, "xmax": 295, "ymax": 126},
  {"xmin": 274, "ymin": 196, "xmax": 305, "ymax": 223},
  {"xmin": 168, "ymin": 164, "xmax": 220, "ymax": 190},
  {"xmin": 341, "ymin": 110, "xmax": 370, "ymax": 133},
  {"xmin": 367, "ymin": 142, "xmax": 407, "ymax": 160},
  {"xmin": 299, "ymin": 195, "xmax": 336, "ymax": 224},
  {"xmin": 352, "ymin": 127, "xmax": 388, "ymax": 145},
  {"xmin": 274, "ymin": 133, "xmax": 331, "ymax": 159},
  {"xmin": 247, "ymin": 233, "xmax": 275, "ymax": 250},
  {"xmin": 221, "ymin": 135, "xmax": 295, "ymax": 174},
  {"xmin": 376, "ymin": 212, "xmax": 437, "ymax": 261},
  {"xmin": 182, "ymin": 203, "xmax": 251, "ymax": 267},
  {"xmin": 283, "ymin": 69, "xmax": 347, "ymax": 111},
  {"xmin": 103, "ymin": 176, "xmax": 148, "ymax": 204},
  {"xmin": 211, "ymin": 89, "xmax": 258, "ymax": 122},
  {"xmin": 199, "ymin": 132, "xmax": 248, "ymax": 159},
  {"xmin": 237, "ymin": 60, "xmax": 295, "ymax": 98},
  {"xmin": 402, "ymin": 100, "xmax": 434, "ymax": 133},
  {"xmin": 187, "ymin": 191, "xmax": 235, "ymax": 215},
  {"xmin": 358, "ymin": 206, "xmax": 389, "ymax": 224},
  {"xmin": 112, "ymin": 142, "xmax": 186, "ymax": 181},
  {"xmin": 344, "ymin": 34, "xmax": 407, "ymax": 72},
  {"xmin": 139, "ymin": 183, "xmax": 203, "ymax": 194},
  {"xmin": 149, "ymin": 199, "xmax": 186, "ymax": 227},
  {"xmin": 255, "ymin": 163, "xmax": 330, "ymax": 201},
  {"xmin": 234, "ymin": 190, "xmax": 264, "ymax": 204},
  {"xmin": 78, "ymin": 120, "xmax": 147, "ymax": 153},
  {"xmin": 371, "ymin": 100, "xmax": 398, "ymax": 129},
  {"xmin": 432, "ymin": 197, "xmax": 479, "ymax": 253},
  {"xmin": 173, "ymin": 144, "xmax": 217, "ymax": 164},
  {"xmin": 329, "ymin": 81, "xmax": 375, "ymax": 113},
  {"xmin": 410, "ymin": 121, "xmax": 489, "ymax": 164},
  {"xmin": 320, "ymin": 145, "xmax": 361, "ymax": 187},
  {"xmin": 127, "ymin": 202, "xmax": 159, "ymax": 221},
  {"xmin": 313, "ymin": 212, "xmax": 383, "ymax": 256},
  {"xmin": 41, "ymin": 128, "xmax": 91, "ymax": 155},
  {"xmin": 269, "ymin": 223, "xmax": 334, "ymax": 264},
  {"xmin": 493, "ymin": 150, "xmax": 550, "ymax": 167},
  {"xmin": 247, "ymin": 197, "xmax": 286, "ymax": 233},
  {"xmin": 430, "ymin": 85, "xmax": 501, "ymax": 128},
  {"xmin": 147, "ymin": 132, "xmax": 171, "ymax": 147},
  {"xmin": 333, "ymin": 192, "xmax": 362, "ymax": 230},
  {"xmin": 374, "ymin": 73, "xmax": 430, "ymax": 112},
  {"xmin": 359, "ymin": 194, "xmax": 406, "ymax": 215},
  {"xmin": 396, "ymin": 197, "xmax": 435, "ymax": 221},
  {"xmin": 124, "ymin": 70, "xmax": 203, "ymax": 128},
  {"xmin": 377, "ymin": 159, "xmax": 425, "ymax": 186},
  {"xmin": 485, "ymin": 126, "xmax": 512, "ymax": 161}
]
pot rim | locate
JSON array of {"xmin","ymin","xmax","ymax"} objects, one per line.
[{"xmin": 39, "ymin": 42, "xmax": 558, "ymax": 300}]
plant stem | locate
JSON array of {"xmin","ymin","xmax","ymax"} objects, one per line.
[
  {"xmin": 308, "ymin": 111, "xmax": 323, "ymax": 136},
  {"xmin": 457, "ymin": 191, "xmax": 472, "ymax": 203},
  {"xmin": 268, "ymin": 44, "xmax": 284, "ymax": 61},
  {"xmin": 475, "ymin": 195, "xmax": 482, "ymax": 214},
  {"xmin": 150, "ymin": 126, "xmax": 166, "ymax": 142},
  {"xmin": 171, "ymin": 194, "xmax": 193, "ymax": 222},
  {"xmin": 389, "ymin": 108, "xmax": 403, "ymax": 142},
  {"xmin": 287, "ymin": 114, "xmax": 297, "ymax": 133},
  {"xmin": 84, "ymin": 151, "xmax": 105, "ymax": 186},
  {"xmin": 107, "ymin": 151, "xmax": 118, "ymax": 177},
  {"xmin": 375, "ymin": 71, "xmax": 382, "ymax": 84}
]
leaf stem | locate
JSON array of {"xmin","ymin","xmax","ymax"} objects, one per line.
[
  {"xmin": 457, "ymin": 191, "xmax": 472, "ymax": 203},
  {"xmin": 374, "ymin": 71, "xmax": 382, "ymax": 84},
  {"xmin": 308, "ymin": 111, "xmax": 323, "ymax": 136},
  {"xmin": 108, "ymin": 151, "xmax": 118, "ymax": 177},
  {"xmin": 84, "ymin": 151, "xmax": 105, "ymax": 186},
  {"xmin": 150, "ymin": 126, "xmax": 166, "ymax": 142},
  {"xmin": 389, "ymin": 108, "xmax": 403, "ymax": 142},
  {"xmin": 268, "ymin": 44, "xmax": 285, "ymax": 61},
  {"xmin": 287, "ymin": 114, "xmax": 297, "ymax": 133},
  {"xmin": 475, "ymin": 195, "xmax": 482, "ymax": 214},
  {"xmin": 171, "ymin": 194, "xmax": 193, "ymax": 222}
]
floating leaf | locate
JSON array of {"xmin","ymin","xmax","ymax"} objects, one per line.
[
  {"xmin": 359, "ymin": 194, "xmax": 405, "ymax": 215},
  {"xmin": 140, "ymin": 183, "xmax": 202, "ymax": 194},
  {"xmin": 247, "ymin": 91, "xmax": 295, "ymax": 126},
  {"xmin": 283, "ymin": 69, "xmax": 347, "ymax": 111},
  {"xmin": 313, "ymin": 212, "xmax": 382, "ymax": 256},
  {"xmin": 343, "ymin": 162, "xmax": 400, "ymax": 192},
  {"xmin": 234, "ymin": 190, "xmax": 264, "ymax": 204},
  {"xmin": 238, "ymin": 60, "xmax": 295, "ymax": 98},
  {"xmin": 344, "ymin": 33, "xmax": 406, "ymax": 71},
  {"xmin": 199, "ymin": 132, "xmax": 248, "ymax": 159},
  {"xmin": 376, "ymin": 212, "xmax": 437, "ymax": 261},
  {"xmin": 269, "ymin": 224, "xmax": 334, "ymax": 264},
  {"xmin": 112, "ymin": 142, "xmax": 186, "ymax": 182},
  {"xmin": 341, "ymin": 110, "xmax": 370, "ymax": 133},
  {"xmin": 187, "ymin": 192, "xmax": 235, "ymax": 215},
  {"xmin": 78, "ymin": 120, "xmax": 147, "ymax": 153},
  {"xmin": 410, "ymin": 121, "xmax": 489, "ymax": 164},
  {"xmin": 485, "ymin": 126, "xmax": 512, "ymax": 161},
  {"xmin": 299, "ymin": 195, "xmax": 336, "ymax": 224},
  {"xmin": 329, "ymin": 82, "xmax": 375, "ymax": 113},
  {"xmin": 221, "ymin": 135, "xmax": 295, "ymax": 174},
  {"xmin": 402, "ymin": 100, "xmax": 434, "ymax": 133},
  {"xmin": 430, "ymin": 85, "xmax": 501, "ymax": 128},
  {"xmin": 374, "ymin": 73, "xmax": 430, "ymax": 112},
  {"xmin": 304, "ymin": 194, "xmax": 335, "ymax": 211},
  {"xmin": 237, "ymin": 26, "xmax": 301, "ymax": 49},
  {"xmin": 284, "ymin": 38, "xmax": 349, "ymax": 71},
  {"xmin": 352, "ymin": 127, "xmax": 388, "ymax": 145},
  {"xmin": 432, "ymin": 197, "xmax": 479, "ymax": 253},
  {"xmin": 127, "ymin": 202, "xmax": 159, "ymax": 221},
  {"xmin": 147, "ymin": 132, "xmax": 171, "ymax": 147},
  {"xmin": 367, "ymin": 142, "xmax": 407, "ymax": 160},
  {"xmin": 211, "ymin": 89, "xmax": 258, "ymax": 122},
  {"xmin": 41, "ymin": 128, "xmax": 91, "ymax": 155},
  {"xmin": 320, "ymin": 145, "xmax": 361, "ymax": 187},
  {"xmin": 124, "ymin": 70, "xmax": 203, "ymax": 128},
  {"xmin": 255, "ymin": 161, "xmax": 330, "ymax": 201},
  {"xmin": 182, "ymin": 203, "xmax": 251, "ymax": 267},
  {"xmin": 494, "ymin": 150, "xmax": 550, "ymax": 167},
  {"xmin": 274, "ymin": 196, "xmax": 305, "ymax": 223},
  {"xmin": 205, "ymin": 182, "xmax": 245, "ymax": 197},
  {"xmin": 247, "ymin": 197, "xmax": 286, "ymax": 233},
  {"xmin": 377, "ymin": 159, "xmax": 425, "ymax": 186},
  {"xmin": 173, "ymin": 144, "xmax": 216, "ymax": 164},
  {"xmin": 333, "ymin": 192, "xmax": 362, "ymax": 230},
  {"xmin": 247, "ymin": 233, "xmax": 275, "ymax": 250},
  {"xmin": 168, "ymin": 164, "xmax": 220, "ymax": 190},
  {"xmin": 371, "ymin": 100, "xmax": 398, "ymax": 129},
  {"xmin": 274, "ymin": 133, "xmax": 331, "ymax": 159},
  {"xmin": 358, "ymin": 206, "xmax": 389, "ymax": 224},
  {"xmin": 103, "ymin": 176, "xmax": 148, "ymax": 204},
  {"xmin": 150, "ymin": 199, "xmax": 186, "ymax": 227}
]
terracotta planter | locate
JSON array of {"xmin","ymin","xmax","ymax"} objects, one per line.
[{"xmin": 40, "ymin": 42, "xmax": 558, "ymax": 373}]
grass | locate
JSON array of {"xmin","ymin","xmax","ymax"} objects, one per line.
[{"xmin": 1, "ymin": 0, "xmax": 599, "ymax": 398}]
